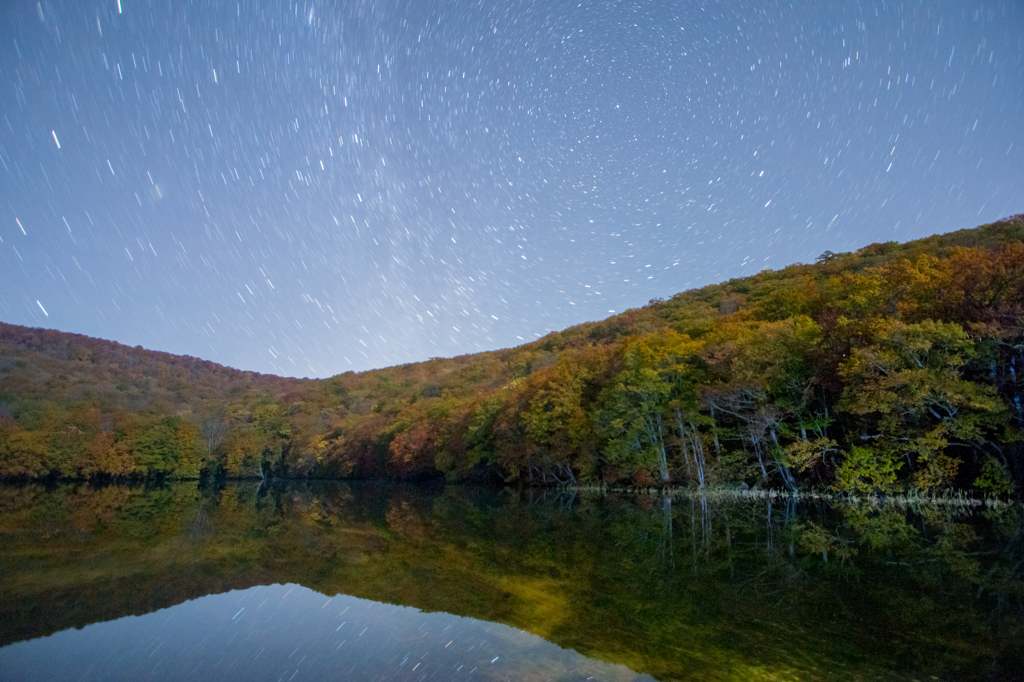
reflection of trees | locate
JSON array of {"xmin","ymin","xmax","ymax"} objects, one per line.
[
  {"xmin": 190, "ymin": 498, "xmax": 210, "ymax": 539},
  {"xmin": 1, "ymin": 483, "xmax": 1022, "ymax": 680}
]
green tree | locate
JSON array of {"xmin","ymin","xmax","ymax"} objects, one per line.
[
  {"xmin": 838, "ymin": 319, "xmax": 1010, "ymax": 492},
  {"xmin": 599, "ymin": 331, "xmax": 702, "ymax": 484}
]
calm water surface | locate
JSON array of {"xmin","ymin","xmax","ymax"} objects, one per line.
[
  {"xmin": 0, "ymin": 482, "xmax": 1021, "ymax": 681},
  {"xmin": 1, "ymin": 583, "xmax": 652, "ymax": 681}
]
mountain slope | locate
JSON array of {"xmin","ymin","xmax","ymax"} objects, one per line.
[{"xmin": 2, "ymin": 215, "xmax": 1023, "ymax": 493}]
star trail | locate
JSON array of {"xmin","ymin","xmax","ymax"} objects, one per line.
[{"xmin": 1, "ymin": 0, "xmax": 1021, "ymax": 377}]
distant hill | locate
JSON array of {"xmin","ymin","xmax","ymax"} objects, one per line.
[{"xmin": 2, "ymin": 215, "xmax": 1023, "ymax": 494}]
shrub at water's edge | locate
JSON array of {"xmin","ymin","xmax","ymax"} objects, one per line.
[{"xmin": 1, "ymin": 215, "xmax": 1023, "ymax": 494}]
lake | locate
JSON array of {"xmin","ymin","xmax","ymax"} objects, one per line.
[{"xmin": 0, "ymin": 482, "xmax": 1021, "ymax": 681}]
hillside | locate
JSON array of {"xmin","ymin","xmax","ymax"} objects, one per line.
[{"xmin": 2, "ymin": 215, "xmax": 1023, "ymax": 494}]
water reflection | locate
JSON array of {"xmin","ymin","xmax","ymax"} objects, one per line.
[
  {"xmin": 0, "ymin": 482, "xmax": 1021, "ymax": 681},
  {"xmin": 1, "ymin": 583, "xmax": 653, "ymax": 681}
]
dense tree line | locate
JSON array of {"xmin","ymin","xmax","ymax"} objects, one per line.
[{"xmin": 2, "ymin": 216, "xmax": 1022, "ymax": 494}]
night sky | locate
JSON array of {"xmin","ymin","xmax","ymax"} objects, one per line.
[{"xmin": 2, "ymin": 1, "xmax": 1021, "ymax": 378}]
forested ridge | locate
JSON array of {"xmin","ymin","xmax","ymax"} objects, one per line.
[{"xmin": 2, "ymin": 216, "xmax": 1023, "ymax": 494}]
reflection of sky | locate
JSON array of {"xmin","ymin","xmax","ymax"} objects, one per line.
[
  {"xmin": 0, "ymin": 583, "xmax": 655, "ymax": 681},
  {"xmin": 1, "ymin": 1, "xmax": 1021, "ymax": 377}
]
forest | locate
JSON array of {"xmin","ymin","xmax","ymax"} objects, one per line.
[{"xmin": 1, "ymin": 216, "xmax": 1022, "ymax": 495}]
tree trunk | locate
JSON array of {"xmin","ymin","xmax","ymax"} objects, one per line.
[
  {"xmin": 677, "ymin": 415, "xmax": 693, "ymax": 482},
  {"xmin": 710, "ymin": 405, "xmax": 721, "ymax": 455},
  {"xmin": 656, "ymin": 413, "xmax": 669, "ymax": 483}
]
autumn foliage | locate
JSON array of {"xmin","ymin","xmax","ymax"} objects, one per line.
[{"xmin": 2, "ymin": 216, "xmax": 1023, "ymax": 494}]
